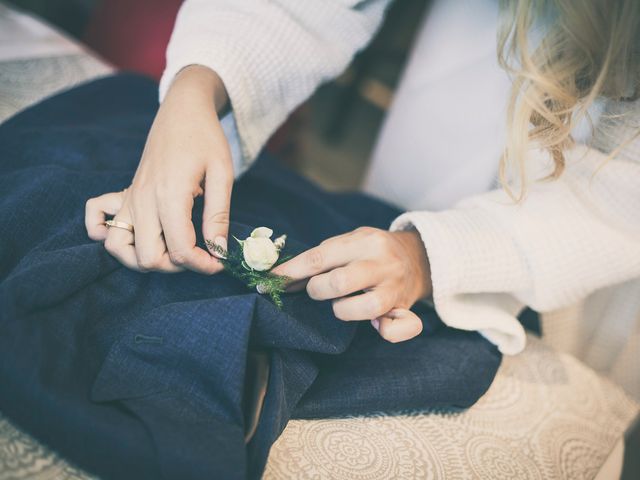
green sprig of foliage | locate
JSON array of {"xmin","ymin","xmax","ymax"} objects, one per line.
[{"xmin": 205, "ymin": 239, "xmax": 291, "ymax": 309}]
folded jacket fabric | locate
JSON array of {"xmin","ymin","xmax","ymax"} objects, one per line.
[{"xmin": 0, "ymin": 75, "xmax": 501, "ymax": 479}]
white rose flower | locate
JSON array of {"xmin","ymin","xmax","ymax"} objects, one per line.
[
  {"xmin": 250, "ymin": 227, "xmax": 273, "ymax": 238},
  {"xmin": 238, "ymin": 227, "xmax": 285, "ymax": 271}
]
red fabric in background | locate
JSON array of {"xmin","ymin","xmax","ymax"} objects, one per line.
[
  {"xmin": 84, "ymin": 0, "xmax": 182, "ymax": 80},
  {"xmin": 84, "ymin": 0, "xmax": 295, "ymax": 156}
]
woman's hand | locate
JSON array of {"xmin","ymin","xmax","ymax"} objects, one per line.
[
  {"xmin": 85, "ymin": 65, "xmax": 233, "ymax": 274},
  {"xmin": 271, "ymin": 227, "xmax": 432, "ymax": 343}
]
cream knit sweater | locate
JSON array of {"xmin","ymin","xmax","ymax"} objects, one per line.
[{"xmin": 159, "ymin": 1, "xmax": 640, "ymax": 392}]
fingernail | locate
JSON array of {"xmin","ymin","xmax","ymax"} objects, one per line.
[
  {"xmin": 209, "ymin": 236, "xmax": 227, "ymax": 259},
  {"xmin": 371, "ymin": 318, "xmax": 380, "ymax": 331}
]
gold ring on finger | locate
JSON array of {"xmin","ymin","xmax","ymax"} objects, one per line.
[{"xmin": 105, "ymin": 219, "xmax": 135, "ymax": 233}]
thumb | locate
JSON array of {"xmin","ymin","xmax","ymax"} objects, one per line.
[
  {"xmin": 372, "ymin": 308, "xmax": 423, "ymax": 343},
  {"xmin": 202, "ymin": 166, "xmax": 233, "ymax": 259}
]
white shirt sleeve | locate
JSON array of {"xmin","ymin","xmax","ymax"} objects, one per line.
[
  {"xmin": 159, "ymin": 0, "xmax": 390, "ymax": 176},
  {"xmin": 391, "ymin": 144, "xmax": 640, "ymax": 355}
]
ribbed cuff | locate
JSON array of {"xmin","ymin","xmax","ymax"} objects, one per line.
[{"xmin": 391, "ymin": 209, "xmax": 528, "ymax": 354}]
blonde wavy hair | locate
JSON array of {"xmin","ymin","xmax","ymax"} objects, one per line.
[{"xmin": 497, "ymin": 0, "xmax": 640, "ymax": 199}]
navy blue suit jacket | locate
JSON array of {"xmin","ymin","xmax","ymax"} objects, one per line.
[{"xmin": 0, "ymin": 75, "xmax": 501, "ymax": 479}]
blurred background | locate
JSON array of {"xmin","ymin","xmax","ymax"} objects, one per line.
[{"xmin": 2, "ymin": 0, "xmax": 429, "ymax": 189}]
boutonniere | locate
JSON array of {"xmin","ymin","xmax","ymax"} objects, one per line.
[{"xmin": 206, "ymin": 227, "xmax": 291, "ymax": 308}]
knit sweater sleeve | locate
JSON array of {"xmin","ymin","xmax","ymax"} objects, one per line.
[
  {"xmin": 159, "ymin": 0, "xmax": 390, "ymax": 174},
  {"xmin": 391, "ymin": 144, "xmax": 640, "ymax": 355}
]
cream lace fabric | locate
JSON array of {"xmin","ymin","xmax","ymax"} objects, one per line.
[{"xmin": 264, "ymin": 336, "xmax": 638, "ymax": 479}]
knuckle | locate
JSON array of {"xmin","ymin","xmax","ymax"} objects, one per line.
[
  {"xmin": 305, "ymin": 277, "xmax": 321, "ymax": 300},
  {"xmin": 356, "ymin": 227, "xmax": 389, "ymax": 251},
  {"xmin": 329, "ymin": 270, "xmax": 348, "ymax": 296},
  {"xmin": 103, "ymin": 237, "xmax": 119, "ymax": 254},
  {"xmin": 154, "ymin": 181, "xmax": 173, "ymax": 201},
  {"xmin": 205, "ymin": 210, "xmax": 230, "ymax": 226},
  {"xmin": 131, "ymin": 187, "xmax": 155, "ymax": 209},
  {"xmin": 87, "ymin": 230, "xmax": 102, "ymax": 241},
  {"xmin": 355, "ymin": 226, "xmax": 375, "ymax": 235},
  {"xmin": 306, "ymin": 250, "xmax": 324, "ymax": 271},
  {"xmin": 366, "ymin": 294, "xmax": 384, "ymax": 317},
  {"xmin": 168, "ymin": 249, "xmax": 190, "ymax": 266},
  {"xmin": 137, "ymin": 255, "xmax": 162, "ymax": 271},
  {"xmin": 370, "ymin": 231, "xmax": 391, "ymax": 252},
  {"xmin": 103, "ymin": 236, "xmax": 114, "ymax": 251},
  {"xmin": 85, "ymin": 197, "xmax": 96, "ymax": 212},
  {"xmin": 129, "ymin": 190, "xmax": 146, "ymax": 209}
]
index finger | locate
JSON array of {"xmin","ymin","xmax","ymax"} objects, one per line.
[
  {"xmin": 158, "ymin": 194, "xmax": 223, "ymax": 275},
  {"xmin": 271, "ymin": 234, "xmax": 360, "ymax": 283}
]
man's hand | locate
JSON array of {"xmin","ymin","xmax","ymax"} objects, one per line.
[{"xmin": 271, "ymin": 227, "xmax": 432, "ymax": 343}]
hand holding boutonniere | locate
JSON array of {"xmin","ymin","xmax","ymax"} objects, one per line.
[
  {"xmin": 270, "ymin": 227, "xmax": 432, "ymax": 343},
  {"xmin": 206, "ymin": 227, "xmax": 291, "ymax": 308}
]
